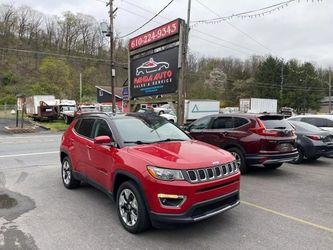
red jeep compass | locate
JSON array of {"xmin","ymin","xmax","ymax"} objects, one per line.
[{"xmin": 60, "ymin": 112, "xmax": 240, "ymax": 233}]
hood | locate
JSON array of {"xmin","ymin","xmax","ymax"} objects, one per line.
[{"xmin": 126, "ymin": 140, "xmax": 234, "ymax": 170}]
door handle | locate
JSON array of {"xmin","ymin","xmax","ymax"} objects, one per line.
[{"xmin": 220, "ymin": 132, "xmax": 229, "ymax": 136}]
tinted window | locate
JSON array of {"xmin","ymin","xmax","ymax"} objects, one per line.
[
  {"xmin": 233, "ymin": 117, "xmax": 249, "ymax": 128},
  {"xmin": 212, "ymin": 117, "xmax": 233, "ymax": 129},
  {"xmin": 93, "ymin": 119, "xmax": 112, "ymax": 138},
  {"xmin": 260, "ymin": 116, "xmax": 293, "ymax": 130},
  {"xmin": 74, "ymin": 118, "xmax": 82, "ymax": 132},
  {"xmin": 189, "ymin": 116, "xmax": 211, "ymax": 130},
  {"xmin": 301, "ymin": 118, "xmax": 326, "ymax": 127},
  {"xmin": 289, "ymin": 121, "xmax": 323, "ymax": 133},
  {"xmin": 326, "ymin": 119, "xmax": 333, "ymax": 127},
  {"xmin": 77, "ymin": 118, "xmax": 95, "ymax": 138}
]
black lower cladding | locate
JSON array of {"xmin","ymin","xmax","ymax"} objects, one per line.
[{"xmin": 150, "ymin": 190, "xmax": 240, "ymax": 224}]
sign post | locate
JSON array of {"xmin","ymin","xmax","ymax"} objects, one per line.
[{"xmin": 128, "ymin": 19, "xmax": 185, "ymax": 125}]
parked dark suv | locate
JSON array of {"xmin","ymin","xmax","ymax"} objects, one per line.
[
  {"xmin": 60, "ymin": 112, "xmax": 240, "ymax": 233},
  {"xmin": 187, "ymin": 114, "xmax": 298, "ymax": 173}
]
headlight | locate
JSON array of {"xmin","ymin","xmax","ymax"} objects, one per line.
[{"xmin": 147, "ymin": 166, "xmax": 184, "ymax": 181}]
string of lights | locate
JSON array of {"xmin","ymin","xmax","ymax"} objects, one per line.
[
  {"xmin": 191, "ymin": 0, "xmax": 323, "ymax": 25},
  {"xmin": 118, "ymin": 0, "xmax": 265, "ymax": 54}
]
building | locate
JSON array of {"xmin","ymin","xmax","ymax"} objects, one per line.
[
  {"xmin": 319, "ymin": 96, "xmax": 333, "ymax": 114},
  {"xmin": 95, "ymin": 85, "xmax": 128, "ymax": 112}
]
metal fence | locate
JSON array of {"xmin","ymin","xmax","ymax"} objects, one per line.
[{"xmin": 0, "ymin": 105, "xmax": 17, "ymax": 119}]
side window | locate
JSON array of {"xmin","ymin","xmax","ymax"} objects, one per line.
[
  {"xmin": 326, "ymin": 119, "xmax": 333, "ymax": 127},
  {"xmin": 74, "ymin": 118, "xmax": 82, "ymax": 132},
  {"xmin": 212, "ymin": 117, "xmax": 233, "ymax": 129},
  {"xmin": 76, "ymin": 118, "xmax": 95, "ymax": 138},
  {"xmin": 233, "ymin": 117, "xmax": 249, "ymax": 128},
  {"xmin": 189, "ymin": 116, "xmax": 211, "ymax": 130},
  {"xmin": 93, "ymin": 119, "xmax": 113, "ymax": 139},
  {"xmin": 302, "ymin": 118, "xmax": 325, "ymax": 127}
]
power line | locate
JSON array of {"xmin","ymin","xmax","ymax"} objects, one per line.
[
  {"xmin": 118, "ymin": 0, "xmax": 174, "ymax": 39},
  {"xmin": 194, "ymin": 0, "xmax": 272, "ymax": 53},
  {"xmin": 0, "ymin": 47, "xmax": 128, "ymax": 67},
  {"xmin": 119, "ymin": 0, "xmax": 264, "ymax": 54},
  {"xmin": 191, "ymin": 35, "xmax": 251, "ymax": 55}
]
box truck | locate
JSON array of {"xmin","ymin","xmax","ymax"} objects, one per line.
[
  {"xmin": 240, "ymin": 98, "xmax": 277, "ymax": 114},
  {"xmin": 25, "ymin": 95, "xmax": 59, "ymax": 120},
  {"xmin": 184, "ymin": 100, "xmax": 220, "ymax": 122}
]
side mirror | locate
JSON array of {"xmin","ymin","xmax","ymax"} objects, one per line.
[{"xmin": 94, "ymin": 135, "xmax": 112, "ymax": 144}]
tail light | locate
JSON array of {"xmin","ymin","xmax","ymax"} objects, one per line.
[
  {"xmin": 249, "ymin": 118, "xmax": 278, "ymax": 136},
  {"xmin": 305, "ymin": 135, "xmax": 321, "ymax": 140}
]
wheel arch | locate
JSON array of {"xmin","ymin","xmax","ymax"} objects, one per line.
[
  {"xmin": 112, "ymin": 171, "xmax": 150, "ymax": 210},
  {"xmin": 222, "ymin": 143, "xmax": 246, "ymax": 155}
]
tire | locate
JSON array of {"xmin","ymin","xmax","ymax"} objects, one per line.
[
  {"xmin": 228, "ymin": 147, "xmax": 248, "ymax": 174},
  {"xmin": 264, "ymin": 163, "xmax": 283, "ymax": 169},
  {"xmin": 158, "ymin": 111, "xmax": 164, "ymax": 115},
  {"xmin": 169, "ymin": 119, "xmax": 175, "ymax": 123},
  {"xmin": 116, "ymin": 181, "xmax": 150, "ymax": 234},
  {"xmin": 308, "ymin": 156, "xmax": 320, "ymax": 161},
  {"xmin": 292, "ymin": 147, "xmax": 304, "ymax": 164},
  {"xmin": 61, "ymin": 156, "xmax": 80, "ymax": 189}
]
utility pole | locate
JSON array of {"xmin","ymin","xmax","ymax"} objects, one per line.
[
  {"xmin": 79, "ymin": 73, "xmax": 82, "ymax": 103},
  {"xmin": 108, "ymin": 0, "xmax": 116, "ymax": 113},
  {"xmin": 329, "ymin": 70, "xmax": 332, "ymax": 114},
  {"xmin": 177, "ymin": 0, "xmax": 191, "ymax": 126},
  {"xmin": 280, "ymin": 61, "xmax": 284, "ymax": 106}
]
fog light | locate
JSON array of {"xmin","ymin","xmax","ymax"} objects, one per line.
[{"xmin": 158, "ymin": 194, "xmax": 186, "ymax": 207}]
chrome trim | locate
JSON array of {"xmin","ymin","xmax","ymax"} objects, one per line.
[
  {"xmin": 185, "ymin": 161, "xmax": 238, "ymax": 183},
  {"xmin": 193, "ymin": 200, "xmax": 240, "ymax": 221},
  {"xmin": 158, "ymin": 195, "xmax": 187, "ymax": 208}
]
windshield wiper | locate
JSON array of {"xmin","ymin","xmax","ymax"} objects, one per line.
[
  {"xmin": 123, "ymin": 140, "xmax": 155, "ymax": 145},
  {"xmin": 154, "ymin": 138, "xmax": 187, "ymax": 143}
]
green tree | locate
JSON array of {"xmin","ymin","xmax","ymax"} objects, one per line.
[{"xmin": 38, "ymin": 57, "xmax": 72, "ymax": 98}]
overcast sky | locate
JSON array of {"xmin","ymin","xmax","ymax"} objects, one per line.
[{"xmin": 4, "ymin": 0, "xmax": 333, "ymax": 67}]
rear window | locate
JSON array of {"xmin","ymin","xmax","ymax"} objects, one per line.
[
  {"xmin": 259, "ymin": 116, "xmax": 293, "ymax": 130},
  {"xmin": 289, "ymin": 121, "xmax": 323, "ymax": 133}
]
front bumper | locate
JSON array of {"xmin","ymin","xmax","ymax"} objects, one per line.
[
  {"xmin": 246, "ymin": 151, "xmax": 298, "ymax": 166},
  {"xmin": 150, "ymin": 190, "xmax": 240, "ymax": 224}
]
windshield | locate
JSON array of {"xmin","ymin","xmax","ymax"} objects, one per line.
[
  {"xmin": 62, "ymin": 106, "xmax": 76, "ymax": 111},
  {"xmin": 114, "ymin": 114, "xmax": 190, "ymax": 145}
]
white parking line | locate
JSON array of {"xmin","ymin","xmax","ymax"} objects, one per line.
[
  {"xmin": 242, "ymin": 200, "xmax": 333, "ymax": 234},
  {"xmin": 0, "ymin": 134, "xmax": 62, "ymax": 140},
  {"xmin": 0, "ymin": 151, "xmax": 59, "ymax": 158}
]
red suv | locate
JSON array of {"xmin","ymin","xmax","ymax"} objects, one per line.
[
  {"xmin": 187, "ymin": 114, "xmax": 298, "ymax": 174},
  {"xmin": 60, "ymin": 112, "xmax": 240, "ymax": 233}
]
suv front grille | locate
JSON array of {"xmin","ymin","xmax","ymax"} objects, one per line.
[{"xmin": 184, "ymin": 161, "xmax": 238, "ymax": 183}]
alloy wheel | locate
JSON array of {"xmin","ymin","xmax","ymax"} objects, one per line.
[
  {"xmin": 118, "ymin": 189, "xmax": 138, "ymax": 227},
  {"xmin": 231, "ymin": 151, "xmax": 242, "ymax": 168},
  {"xmin": 62, "ymin": 160, "xmax": 71, "ymax": 185}
]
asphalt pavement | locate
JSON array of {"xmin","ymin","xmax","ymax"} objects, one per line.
[{"xmin": 0, "ymin": 133, "xmax": 333, "ymax": 250}]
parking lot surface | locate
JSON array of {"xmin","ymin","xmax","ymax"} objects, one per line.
[{"xmin": 1, "ymin": 133, "xmax": 332, "ymax": 249}]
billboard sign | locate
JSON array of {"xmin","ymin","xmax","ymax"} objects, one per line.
[
  {"xmin": 130, "ymin": 46, "xmax": 179, "ymax": 98},
  {"xmin": 129, "ymin": 19, "xmax": 180, "ymax": 51}
]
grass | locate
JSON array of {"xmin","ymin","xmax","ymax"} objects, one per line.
[{"xmin": 36, "ymin": 119, "xmax": 69, "ymax": 131}]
